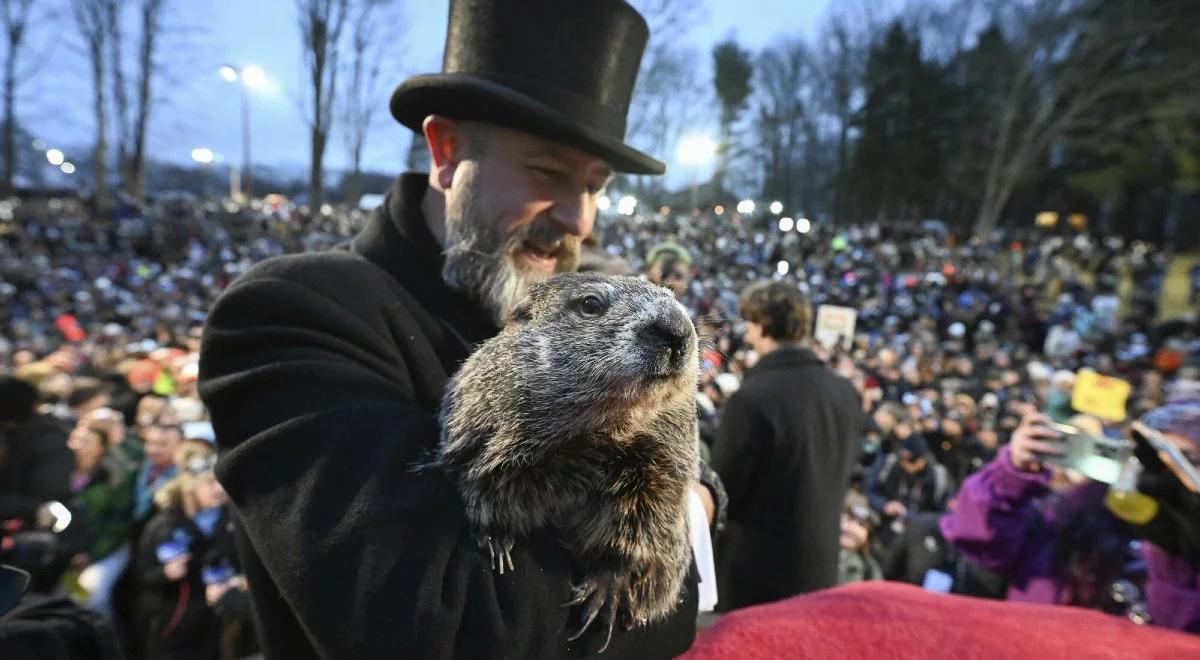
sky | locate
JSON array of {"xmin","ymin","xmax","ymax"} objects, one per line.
[{"xmin": 30, "ymin": 0, "xmax": 832, "ymax": 186}]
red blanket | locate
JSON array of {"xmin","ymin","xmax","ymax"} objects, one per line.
[{"xmin": 681, "ymin": 582, "xmax": 1200, "ymax": 660}]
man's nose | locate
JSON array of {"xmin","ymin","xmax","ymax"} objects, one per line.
[{"xmin": 547, "ymin": 191, "xmax": 595, "ymax": 238}]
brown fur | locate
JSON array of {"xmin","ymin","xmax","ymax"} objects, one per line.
[{"xmin": 437, "ymin": 272, "xmax": 700, "ymax": 648}]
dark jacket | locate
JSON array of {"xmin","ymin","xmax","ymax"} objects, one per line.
[
  {"xmin": 711, "ymin": 346, "xmax": 863, "ymax": 610},
  {"xmin": 199, "ymin": 174, "xmax": 698, "ymax": 659},
  {"xmin": 0, "ymin": 415, "xmax": 73, "ymax": 523},
  {"xmin": 71, "ymin": 457, "xmax": 135, "ymax": 560},
  {"xmin": 865, "ymin": 451, "xmax": 952, "ymax": 516},
  {"xmin": 135, "ymin": 504, "xmax": 237, "ymax": 660}
]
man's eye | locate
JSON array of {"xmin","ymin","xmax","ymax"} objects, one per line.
[{"xmin": 579, "ymin": 295, "xmax": 605, "ymax": 317}]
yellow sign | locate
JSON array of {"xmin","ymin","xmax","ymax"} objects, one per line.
[
  {"xmin": 1072, "ymin": 369, "xmax": 1131, "ymax": 422},
  {"xmin": 1035, "ymin": 211, "xmax": 1059, "ymax": 228}
]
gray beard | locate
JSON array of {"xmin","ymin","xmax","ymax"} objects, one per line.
[
  {"xmin": 440, "ymin": 174, "xmax": 534, "ymax": 326},
  {"xmin": 442, "ymin": 225, "xmax": 529, "ymax": 327},
  {"xmin": 439, "ymin": 169, "xmax": 582, "ymax": 326}
]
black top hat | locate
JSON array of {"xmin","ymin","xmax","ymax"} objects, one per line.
[{"xmin": 389, "ymin": 0, "xmax": 664, "ymax": 175}]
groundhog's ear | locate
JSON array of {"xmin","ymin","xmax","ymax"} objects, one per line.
[{"xmin": 509, "ymin": 298, "xmax": 533, "ymax": 324}]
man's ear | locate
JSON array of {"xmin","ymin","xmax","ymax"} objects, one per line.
[
  {"xmin": 509, "ymin": 298, "xmax": 533, "ymax": 324},
  {"xmin": 423, "ymin": 115, "xmax": 464, "ymax": 191}
]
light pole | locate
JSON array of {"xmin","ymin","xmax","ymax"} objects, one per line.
[
  {"xmin": 677, "ymin": 134, "xmax": 716, "ymax": 213},
  {"xmin": 219, "ymin": 64, "xmax": 266, "ymax": 200}
]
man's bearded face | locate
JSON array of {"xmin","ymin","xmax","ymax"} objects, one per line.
[{"xmin": 441, "ymin": 163, "xmax": 582, "ymax": 325}]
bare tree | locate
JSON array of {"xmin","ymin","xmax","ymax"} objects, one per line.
[
  {"xmin": 338, "ymin": 0, "xmax": 399, "ymax": 205},
  {"xmin": 974, "ymin": 0, "xmax": 1200, "ymax": 234},
  {"xmin": 72, "ymin": 0, "xmax": 110, "ymax": 208},
  {"xmin": 814, "ymin": 0, "xmax": 881, "ymax": 223},
  {"xmin": 624, "ymin": 0, "xmax": 706, "ymax": 202},
  {"xmin": 0, "ymin": 0, "xmax": 33, "ymax": 192},
  {"xmin": 297, "ymin": 0, "xmax": 349, "ymax": 209},
  {"xmin": 127, "ymin": 0, "xmax": 166, "ymax": 200},
  {"xmin": 103, "ymin": 0, "xmax": 131, "ymax": 193},
  {"xmin": 755, "ymin": 37, "xmax": 811, "ymax": 211}
]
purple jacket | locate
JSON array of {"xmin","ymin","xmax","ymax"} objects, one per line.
[{"xmin": 940, "ymin": 445, "xmax": 1200, "ymax": 632}]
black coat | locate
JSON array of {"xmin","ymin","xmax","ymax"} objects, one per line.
[
  {"xmin": 198, "ymin": 174, "xmax": 698, "ymax": 659},
  {"xmin": 711, "ymin": 347, "xmax": 863, "ymax": 610},
  {"xmin": 135, "ymin": 505, "xmax": 237, "ymax": 660}
]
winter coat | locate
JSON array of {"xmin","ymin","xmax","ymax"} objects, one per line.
[
  {"xmin": 0, "ymin": 415, "xmax": 73, "ymax": 523},
  {"xmin": 71, "ymin": 457, "xmax": 135, "ymax": 560},
  {"xmin": 135, "ymin": 505, "xmax": 237, "ymax": 660},
  {"xmin": 711, "ymin": 346, "xmax": 864, "ymax": 610},
  {"xmin": 865, "ymin": 451, "xmax": 952, "ymax": 516},
  {"xmin": 198, "ymin": 174, "xmax": 699, "ymax": 659},
  {"xmin": 940, "ymin": 446, "xmax": 1200, "ymax": 632}
]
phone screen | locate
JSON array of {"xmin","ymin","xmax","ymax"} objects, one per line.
[{"xmin": 1039, "ymin": 422, "xmax": 1130, "ymax": 484}]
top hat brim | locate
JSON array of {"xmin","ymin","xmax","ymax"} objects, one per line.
[{"xmin": 390, "ymin": 73, "xmax": 665, "ymax": 176}]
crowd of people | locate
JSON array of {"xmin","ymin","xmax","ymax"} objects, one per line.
[{"xmin": 1, "ymin": 191, "xmax": 1198, "ymax": 658}]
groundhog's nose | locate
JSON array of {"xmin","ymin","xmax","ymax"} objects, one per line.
[{"xmin": 641, "ymin": 313, "xmax": 690, "ymax": 361}]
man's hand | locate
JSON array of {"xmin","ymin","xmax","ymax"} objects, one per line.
[
  {"xmin": 691, "ymin": 481, "xmax": 715, "ymax": 526},
  {"xmin": 1009, "ymin": 412, "xmax": 1063, "ymax": 473},
  {"xmin": 163, "ymin": 554, "xmax": 190, "ymax": 581},
  {"xmin": 206, "ymin": 582, "xmax": 230, "ymax": 606},
  {"xmin": 883, "ymin": 500, "xmax": 908, "ymax": 518}
]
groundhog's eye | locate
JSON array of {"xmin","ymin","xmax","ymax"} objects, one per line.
[{"xmin": 578, "ymin": 295, "xmax": 606, "ymax": 318}]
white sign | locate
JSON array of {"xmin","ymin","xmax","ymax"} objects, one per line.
[{"xmin": 814, "ymin": 305, "xmax": 857, "ymax": 351}]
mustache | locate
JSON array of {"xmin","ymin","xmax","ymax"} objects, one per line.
[{"xmin": 508, "ymin": 220, "xmax": 583, "ymax": 260}]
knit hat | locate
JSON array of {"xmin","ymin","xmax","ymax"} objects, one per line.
[{"xmin": 1142, "ymin": 398, "xmax": 1200, "ymax": 448}]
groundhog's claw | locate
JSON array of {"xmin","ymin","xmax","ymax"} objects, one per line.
[
  {"xmin": 566, "ymin": 574, "xmax": 628, "ymax": 653},
  {"xmin": 474, "ymin": 533, "xmax": 515, "ymax": 574}
]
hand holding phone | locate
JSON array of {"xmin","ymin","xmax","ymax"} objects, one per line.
[{"xmin": 1009, "ymin": 413, "xmax": 1064, "ymax": 473}]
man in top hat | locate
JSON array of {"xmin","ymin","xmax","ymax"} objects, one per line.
[{"xmin": 199, "ymin": 1, "xmax": 707, "ymax": 657}]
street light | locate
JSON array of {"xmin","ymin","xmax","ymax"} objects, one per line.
[
  {"xmin": 241, "ymin": 65, "xmax": 267, "ymax": 89},
  {"xmin": 779, "ymin": 217, "xmax": 794, "ymax": 232},
  {"xmin": 769, "ymin": 201, "xmax": 783, "ymax": 215},
  {"xmin": 796, "ymin": 217, "xmax": 812, "ymax": 234},
  {"xmin": 60, "ymin": 162, "xmax": 75, "ymax": 175},
  {"xmin": 191, "ymin": 148, "xmax": 215, "ymax": 164},
  {"xmin": 617, "ymin": 195, "xmax": 637, "ymax": 216},
  {"xmin": 736, "ymin": 199, "xmax": 755, "ymax": 214},
  {"xmin": 219, "ymin": 64, "xmax": 266, "ymax": 199},
  {"xmin": 46, "ymin": 148, "xmax": 64, "ymax": 166},
  {"xmin": 776, "ymin": 260, "xmax": 790, "ymax": 276}
]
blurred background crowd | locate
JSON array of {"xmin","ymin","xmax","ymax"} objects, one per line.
[{"xmin": 2, "ymin": 192, "xmax": 1198, "ymax": 657}]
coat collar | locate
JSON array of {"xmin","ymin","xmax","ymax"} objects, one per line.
[
  {"xmin": 351, "ymin": 173, "xmax": 500, "ymax": 347},
  {"xmin": 746, "ymin": 345, "xmax": 826, "ymax": 379}
]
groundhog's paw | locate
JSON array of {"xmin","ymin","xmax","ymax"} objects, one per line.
[
  {"xmin": 472, "ymin": 531, "xmax": 515, "ymax": 575},
  {"xmin": 565, "ymin": 571, "xmax": 631, "ymax": 653}
]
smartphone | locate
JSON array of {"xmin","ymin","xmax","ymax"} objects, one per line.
[
  {"xmin": 1038, "ymin": 422, "xmax": 1131, "ymax": 484},
  {"xmin": 1131, "ymin": 421, "xmax": 1200, "ymax": 494}
]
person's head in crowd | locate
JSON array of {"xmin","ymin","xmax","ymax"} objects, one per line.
[
  {"xmin": 67, "ymin": 380, "xmax": 110, "ymax": 419},
  {"xmin": 135, "ymin": 395, "xmax": 168, "ymax": 433},
  {"xmin": 420, "ymin": 118, "xmax": 610, "ymax": 325},
  {"xmin": 737, "ymin": 281, "xmax": 811, "ymax": 357},
  {"xmin": 145, "ymin": 424, "xmax": 184, "ymax": 470},
  {"xmin": 67, "ymin": 423, "xmax": 108, "ymax": 478},
  {"xmin": 79, "ymin": 407, "xmax": 126, "ymax": 449},
  {"xmin": 0, "ymin": 376, "xmax": 38, "ymax": 425},
  {"xmin": 153, "ymin": 445, "xmax": 225, "ymax": 516},
  {"xmin": 644, "ymin": 243, "xmax": 692, "ymax": 300},
  {"xmin": 873, "ymin": 403, "xmax": 905, "ymax": 436},
  {"xmin": 841, "ymin": 493, "xmax": 879, "ymax": 554},
  {"xmin": 1141, "ymin": 398, "xmax": 1200, "ymax": 466},
  {"xmin": 899, "ymin": 434, "xmax": 930, "ymax": 475}
]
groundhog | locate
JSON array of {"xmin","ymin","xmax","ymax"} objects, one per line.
[{"xmin": 436, "ymin": 271, "xmax": 700, "ymax": 651}]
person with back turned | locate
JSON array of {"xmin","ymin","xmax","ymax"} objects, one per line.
[{"xmin": 712, "ymin": 281, "xmax": 864, "ymax": 610}]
